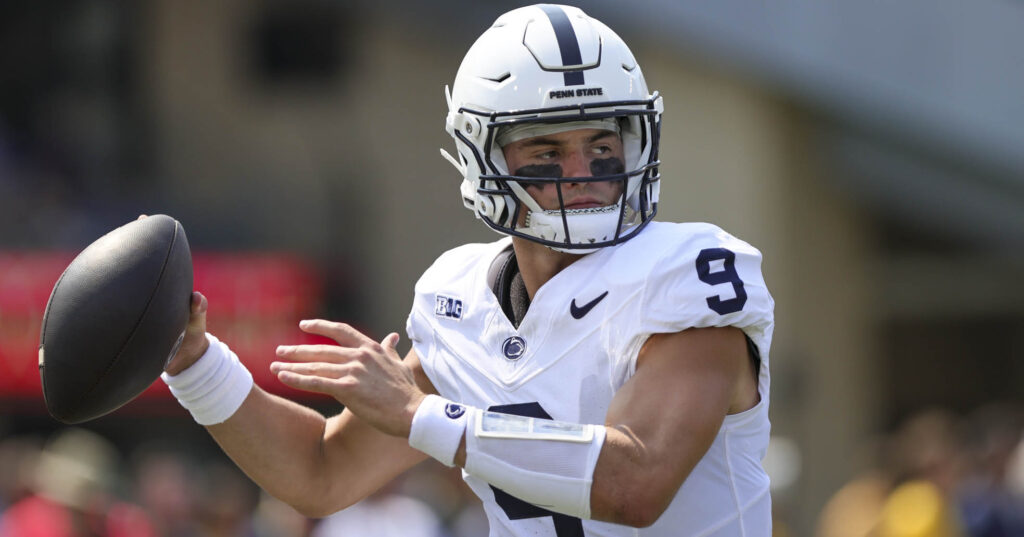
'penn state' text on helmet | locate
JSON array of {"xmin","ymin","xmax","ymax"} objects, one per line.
[{"xmin": 440, "ymin": 4, "xmax": 664, "ymax": 253}]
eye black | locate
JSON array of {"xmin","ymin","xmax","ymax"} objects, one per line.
[
  {"xmin": 590, "ymin": 157, "xmax": 624, "ymax": 176},
  {"xmin": 513, "ymin": 164, "xmax": 563, "ymax": 179}
]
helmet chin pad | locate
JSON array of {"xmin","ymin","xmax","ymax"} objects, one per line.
[{"xmin": 517, "ymin": 198, "xmax": 639, "ymax": 253}]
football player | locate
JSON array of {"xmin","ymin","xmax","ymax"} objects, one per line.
[{"xmin": 163, "ymin": 5, "xmax": 775, "ymax": 536}]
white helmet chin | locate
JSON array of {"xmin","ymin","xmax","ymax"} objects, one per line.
[
  {"xmin": 524, "ymin": 202, "xmax": 639, "ymax": 254},
  {"xmin": 441, "ymin": 4, "xmax": 664, "ymax": 253}
]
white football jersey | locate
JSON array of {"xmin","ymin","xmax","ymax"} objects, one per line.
[{"xmin": 406, "ymin": 221, "xmax": 774, "ymax": 537}]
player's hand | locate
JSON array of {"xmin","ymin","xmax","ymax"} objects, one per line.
[
  {"xmin": 272, "ymin": 321, "xmax": 425, "ymax": 438},
  {"xmin": 164, "ymin": 291, "xmax": 211, "ymax": 375},
  {"xmin": 139, "ymin": 213, "xmax": 210, "ymax": 376}
]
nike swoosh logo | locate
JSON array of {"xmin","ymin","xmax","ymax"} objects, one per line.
[{"xmin": 570, "ymin": 291, "xmax": 609, "ymax": 319}]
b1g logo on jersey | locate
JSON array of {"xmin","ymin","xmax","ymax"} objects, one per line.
[{"xmin": 434, "ymin": 294, "xmax": 463, "ymax": 320}]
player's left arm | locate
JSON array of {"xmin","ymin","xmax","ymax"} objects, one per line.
[
  {"xmin": 443, "ymin": 325, "xmax": 758, "ymax": 527},
  {"xmin": 587, "ymin": 325, "xmax": 759, "ymax": 526}
]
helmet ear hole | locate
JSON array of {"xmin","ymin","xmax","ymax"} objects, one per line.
[{"xmin": 480, "ymin": 196, "xmax": 495, "ymax": 215}]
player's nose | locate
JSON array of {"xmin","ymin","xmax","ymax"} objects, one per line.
[{"xmin": 562, "ymin": 150, "xmax": 591, "ymax": 179}]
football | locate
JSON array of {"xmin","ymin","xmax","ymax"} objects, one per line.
[{"xmin": 39, "ymin": 215, "xmax": 193, "ymax": 424}]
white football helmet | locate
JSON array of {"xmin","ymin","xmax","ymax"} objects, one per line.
[{"xmin": 441, "ymin": 4, "xmax": 664, "ymax": 253}]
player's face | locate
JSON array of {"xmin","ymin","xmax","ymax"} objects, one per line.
[{"xmin": 502, "ymin": 128, "xmax": 626, "ymax": 212}]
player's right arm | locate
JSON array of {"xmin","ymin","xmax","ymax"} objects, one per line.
[
  {"xmin": 164, "ymin": 291, "xmax": 431, "ymax": 517},
  {"xmin": 207, "ymin": 383, "xmax": 429, "ymax": 517}
]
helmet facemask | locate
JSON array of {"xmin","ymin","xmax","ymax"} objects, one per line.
[{"xmin": 455, "ymin": 99, "xmax": 662, "ymax": 253}]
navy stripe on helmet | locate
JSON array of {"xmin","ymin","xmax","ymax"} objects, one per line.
[{"xmin": 538, "ymin": 5, "xmax": 585, "ymax": 86}]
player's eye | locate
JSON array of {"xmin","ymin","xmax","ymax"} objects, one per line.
[{"xmin": 534, "ymin": 149, "xmax": 558, "ymax": 160}]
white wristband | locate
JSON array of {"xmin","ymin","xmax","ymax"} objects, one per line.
[
  {"xmin": 408, "ymin": 394, "xmax": 472, "ymax": 467},
  {"xmin": 160, "ymin": 333, "xmax": 254, "ymax": 425}
]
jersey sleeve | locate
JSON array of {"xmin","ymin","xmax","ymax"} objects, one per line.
[
  {"xmin": 407, "ymin": 266, "xmax": 470, "ymax": 400},
  {"xmin": 405, "ymin": 261, "xmax": 443, "ymax": 370},
  {"xmin": 405, "ymin": 298, "xmax": 429, "ymax": 358},
  {"xmin": 404, "ymin": 240, "xmax": 504, "ymax": 395},
  {"xmin": 640, "ymin": 225, "xmax": 774, "ymax": 337}
]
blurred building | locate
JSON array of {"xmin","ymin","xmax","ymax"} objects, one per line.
[{"xmin": 2, "ymin": 1, "xmax": 1023, "ymax": 535}]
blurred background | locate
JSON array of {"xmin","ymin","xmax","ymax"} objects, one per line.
[{"xmin": 1, "ymin": 1, "xmax": 1023, "ymax": 536}]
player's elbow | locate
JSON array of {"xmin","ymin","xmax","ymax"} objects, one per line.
[
  {"xmin": 285, "ymin": 492, "xmax": 351, "ymax": 519},
  {"xmin": 287, "ymin": 498, "xmax": 335, "ymax": 519},
  {"xmin": 294, "ymin": 504, "xmax": 344, "ymax": 520},
  {"xmin": 593, "ymin": 463, "xmax": 679, "ymax": 527},
  {"xmin": 597, "ymin": 481, "xmax": 674, "ymax": 528},
  {"xmin": 611, "ymin": 493, "xmax": 671, "ymax": 528},
  {"xmin": 287, "ymin": 502, "xmax": 323, "ymax": 519},
  {"xmin": 277, "ymin": 477, "xmax": 354, "ymax": 519}
]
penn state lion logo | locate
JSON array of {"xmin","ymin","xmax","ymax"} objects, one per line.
[{"xmin": 501, "ymin": 336, "xmax": 526, "ymax": 361}]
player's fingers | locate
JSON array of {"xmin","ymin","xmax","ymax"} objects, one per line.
[
  {"xmin": 381, "ymin": 332, "xmax": 401, "ymax": 357},
  {"xmin": 137, "ymin": 214, "xmax": 148, "ymax": 220},
  {"xmin": 191, "ymin": 291, "xmax": 208, "ymax": 315},
  {"xmin": 276, "ymin": 343, "xmax": 355, "ymax": 363},
  {"xmin": 165, "ymin": 292, "xmax": 210, "ymax": 374},
  {"xmin": 186, "ymin": 291, "xmax": 208, "ymax": 331},
  {"xmin": 270, "ymin": 361, "xmax": 348, "ymax": 379},
  {"xmin": 299, "ymin": 319, "xmax": 372, "ymax": 347},
  {"xmin": 275, "ymin": 370, "xmax": 352, "ymax": 397}
]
